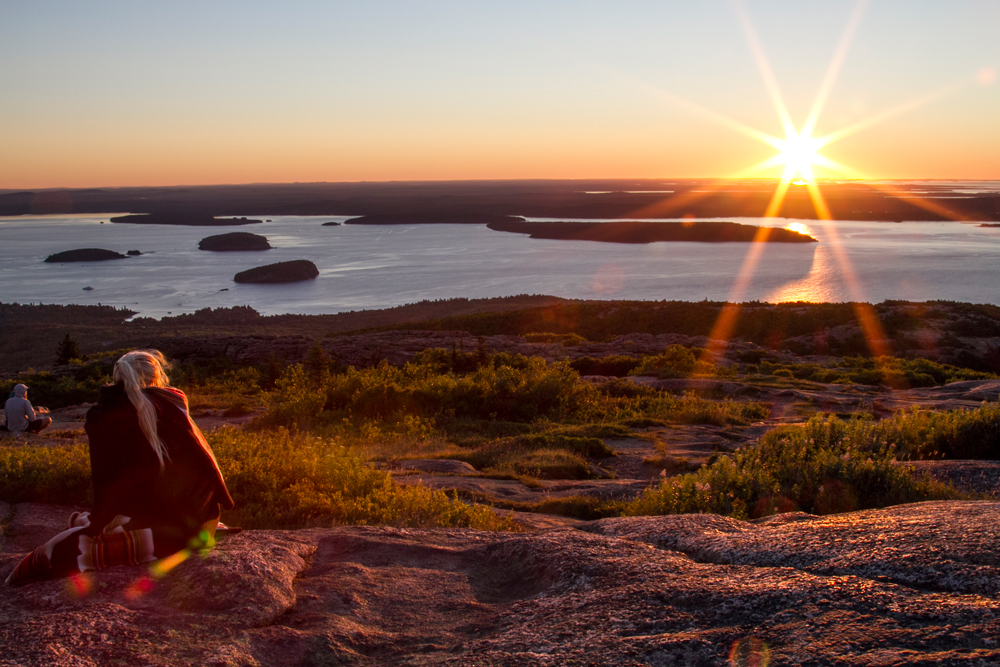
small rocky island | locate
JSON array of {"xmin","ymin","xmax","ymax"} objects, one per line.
[
  {"xmin": 198, "ymin": 232, "xmax": 271, "ymax": 251},
  {"xmin": 321, "ymin": 221, "xmax": 341, "ymax": 226},
  {"xmin": 44, "ymin": 248, "xmax": 128, "ymax": 263},
  {"xmin": 488, "ymin": 220, "xmax": 818, "ymax": 243},
  {"xmin": 346, "ymin": 212, "xmax": 525, "ymax": 225},
  {"xmin": 110, "ymin": 213, "xmax": 263, "ymax": 226},
  {"xmin": 234, "ymin": 259, "xmax": 319, "ymax": 284}
]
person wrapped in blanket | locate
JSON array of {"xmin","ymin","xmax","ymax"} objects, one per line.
[{"xmin": 6, "ymin": 350, "xmax": 234, "ymax": 586}]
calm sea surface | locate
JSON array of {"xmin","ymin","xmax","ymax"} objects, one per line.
[{"xmin": 2, "ymin": 213, "xmax": 999, "ymax": 318}]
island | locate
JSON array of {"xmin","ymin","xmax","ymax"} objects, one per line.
[
  {"xmin": 486, "ymin": 220, "xmax": 818, "ymax": 243},
  {"xmin": 110, "ymin": 213, "xmax": 263, "ymax": 226},
  {"xmin": 321, "ymin": 221, "xmax": 341, "ymax": 226},
  {"xmin": 234, "ymin": 259, "xmax": 319, "ymax": 284},
  {"xmin": 345, "ymin": 212, "xmax": 525, "ymax": 225},
  {"xmin": 199, "ymin": 232, "xmax": 272, "ymax": 251},
  {"xmin": 44, "ymin": 248, "xmax": 128, "ymax": 263}
]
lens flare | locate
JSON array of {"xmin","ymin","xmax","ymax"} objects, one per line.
[
  {"xmin": 729, "ymin": 636, "xmax": 771, "ymax": 667},
  {"xmin": 66, "ymin": 572, "xmax": 93, "ymax": 598}
]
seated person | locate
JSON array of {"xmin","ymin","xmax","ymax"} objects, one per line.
[
  {"xmin": 2, "ymin": 384, "xmax": 51, "ymax": 434},
  {"xmin": 6, "ymin": 350, "xmax": 234, "ymax": 586}
]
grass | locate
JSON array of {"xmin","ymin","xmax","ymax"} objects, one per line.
[
  {"xmin": 208, "ymin": 427, "xmax": 516, "ymax": 530},
  {"xmin": 0, "ymin": 429, "xmax": 518, "ymax": 531},
  {"xmin": 0, "ymin": 442, "xmax": 91, "ymax": 506}
]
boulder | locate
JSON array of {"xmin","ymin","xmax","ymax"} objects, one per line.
[
  {"xmin": 44, "ymin": 248, "xmax": 127, "ymax": 263},
  {"xmin": 198, "ymin": 232, "xmax": 271, "ymax": 252},
  {"xmin": 233, "ymin": 260, "xmax": 319, "ymax": 284}
]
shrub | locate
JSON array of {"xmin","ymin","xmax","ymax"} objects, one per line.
[
  {"xmin": 524, "ymin": 332, "xmax": 587, "ymax": 346},
  {"xmin": 625, "ymin": 415, "xmax": 957, "ymax": 520},
  {"xmin": 864, "ymin": 404, "xmax": 1000, "ymax": 460},
  {"xmin": 628, "ymin": 345, "xmax": 697, "ymax": 378}
]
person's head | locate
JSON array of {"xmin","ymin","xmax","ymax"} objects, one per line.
[
  {"xmin": 113, "ymin": 350, "xmax": 172, "ymax": 467},
  {"xmin": 13, "ymin": 384, "xmax": 28, "ymax": 399},
  {"xmin": 113, "ymin": 350, "xmax": 170, "ymax": 389}
]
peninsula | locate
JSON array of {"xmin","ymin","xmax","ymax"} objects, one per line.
[
  {"xmin": 345, "ymin": 212, "xmax": 525, "ymax": 225},
  {"xmin": 110, "ymin": 213, "xmax": 263, "ymax": 226},
  {"xmin": 487, "ymin": 219, "xmax": 818, "ymax": 243}
]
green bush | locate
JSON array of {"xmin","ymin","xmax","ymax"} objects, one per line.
[
  {"xmin": 625, "ymin": 414, "xmax": 958, "ymax": 520},
  {"xmin": 524, "ymin": 332, "xmax": 587, "ymax": 346},
  {"xmin": 628, "ymin": 345, "xmax": 697, "ymax": 378},
  {"xmin": 861, "ymin": 404, "xmax": 1000, "ymax": 460}
]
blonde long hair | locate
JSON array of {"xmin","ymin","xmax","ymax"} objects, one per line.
[{"xmin": 113, "ymin": 350, "xmax": 172, "ymax": 467}]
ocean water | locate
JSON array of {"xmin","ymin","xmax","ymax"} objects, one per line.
[{"xmin": 1, "ymin": 213, "xmax": 999, "ymax": 318}]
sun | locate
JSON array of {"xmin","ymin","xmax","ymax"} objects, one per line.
[{"xmin": 775, "ymin": 131, "xmax": 823, "ymax": 179}]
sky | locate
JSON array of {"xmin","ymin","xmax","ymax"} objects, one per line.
[{"xmin": 1, "ymin": 0, "xmax": 998, "ymax": 188}]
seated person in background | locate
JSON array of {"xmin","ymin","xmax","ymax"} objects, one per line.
[
  {"xmin": 2, "ymin": 384, "xmax": 51, "ymax": 434},
  {"xmin": 6, "ymin": 350, "xmax": 234, "ymax": 586}
]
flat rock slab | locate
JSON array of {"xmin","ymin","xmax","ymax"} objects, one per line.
[
  {"xmin": 395, "ymin": 459, "xmax": 478, "ymax": 475},
  {"xmin": 2, "ymin": 501, "xmax": 1000, "ymax": 665}
]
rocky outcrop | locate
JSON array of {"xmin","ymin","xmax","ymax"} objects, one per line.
[
  {"xmin": 2, "ymin": 500, "xmax": 999, "ymax": 665},
  {"xmin": 233, "ymin": 260, "xmax": 319, "ymax": 284},
  {"xmin": 321, "ymin": 221, "xmax": 341, "ymax": 226},
  {"xmin": 43, "ymin": 248, "xmax": 127, "ymax": 263},
  {"xmin": 199, "ymin": 232, "xmax": 272, "ymax": 252}
]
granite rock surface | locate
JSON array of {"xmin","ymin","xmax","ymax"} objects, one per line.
[{"xmin": 2, "ymin": 501, "xmax": 999, "ymax": 665}]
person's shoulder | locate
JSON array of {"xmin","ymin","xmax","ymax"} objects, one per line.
[
  {"xmin": 97, "ymin": 383, "xmax": 127, "ymax": 402},
  {"xmin": 87, "ymin": 383, "xmax": 127, "ymax": 417}
]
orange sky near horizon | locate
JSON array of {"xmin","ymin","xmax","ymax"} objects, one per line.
[{"xmin": 1, "ymin": 1, "xmax": 998, "ymax": 189}]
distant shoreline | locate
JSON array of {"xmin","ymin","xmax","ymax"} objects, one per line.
[{"xmin": 2, "ymin": 180, "xmax": 999, "ymax": 222}]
